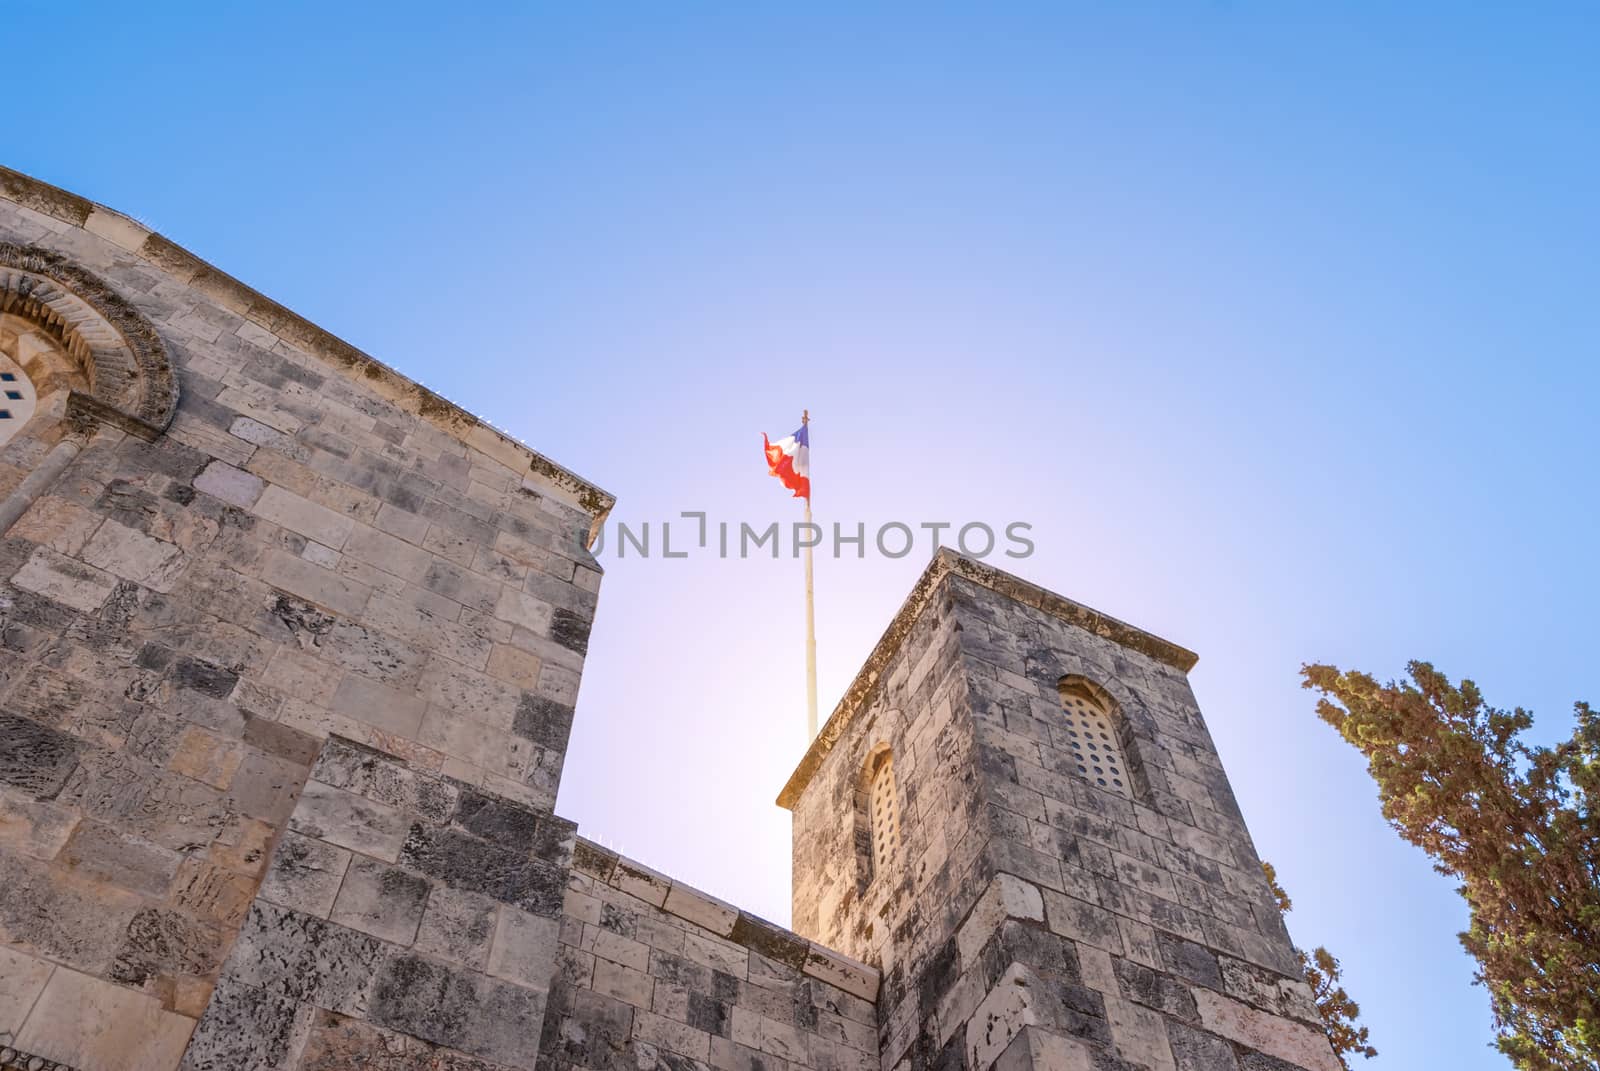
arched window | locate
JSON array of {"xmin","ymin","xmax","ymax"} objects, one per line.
[
  {"xmin": 855, "ymin": 745, "xmax": 899, "ymax": 889},
  {"xmin": 0, "ymin": 326, "xmax": 43, "ymax": 448},
  {"xmin": 869, "ymin": 751, "xmax": 898, "ymax": 875},
  {"xmin": 0, "ymin": 245, "xmax": 178, "ymax": 534},
  {"xmin": 1058, "ymin": 676, "xmax": 1134, "ymax": 798}
]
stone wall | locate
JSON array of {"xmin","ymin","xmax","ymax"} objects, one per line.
[
  {"xmin": 548, "ymin": 838, "xmax": 878, "ymax": 1071},
  {"xmin": 784, "ymin": 565, "xmax": 993, "ymax": 1068},
  {"xmin": 783, "ymin": 552, "xmax": 1341, "ymax": 1071},
  {"xmin": 184, "ymin": 735, "xmax": 573, "ymax": 1070},
  {"xmin": 0, "ymin": 169, "xmax": 611, "ymax": 1071}
]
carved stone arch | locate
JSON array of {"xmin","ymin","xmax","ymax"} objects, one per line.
[{"xmin": 0, "ymin": 242, "xmax": 179, "ymax": 439}]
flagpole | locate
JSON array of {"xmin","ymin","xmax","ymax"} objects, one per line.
[{"xmin": 802, "ymin": 409, "xmax": 819, "ymax": 741}]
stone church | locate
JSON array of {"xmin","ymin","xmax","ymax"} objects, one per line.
[{"xmin": 0, "ymin": 166, "xmax": 1340, "ymax": 1071}]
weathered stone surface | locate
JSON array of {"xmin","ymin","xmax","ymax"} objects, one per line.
[
  {"xmin": 414, "ymin": 884, "xmax": 498, "ymax": 970},
  {"xmin": 11, "ymin": 546, "xmax": 116, "ymax": 613},
  {"xmin": 16, "ymin": 964, "xmax": 195, "ymax": 1071},
  {"xmin": 0, "ymin": 181, "xmax": 619, "ymax": 1071},
  {"xmin": 299, "ymin": 1011, "xmax": 523, "ymax": 1071},
  {"xmin": 0, "ymin": 943, "xmax": 54, "ymax": 1043},
  {"xmin": 400, "ymin": 822, "xmax": 565, "ymax": 916},
  {"xmin": 180, "ymin": 975, "xmax": 316, "ymax": 1071},
  {"xmin": 257, "ymin": 830, "xmax": 351, "ymax": 918},
  {"xmin": 330, "ymin": 855, "xmax": 431, "ymax": 945},
  {"xmin": 290, "ymin": 779, "xmax": 409, "ymax": 861},
  {"xmin": 193, "ymin": 460, "xmax": 265, "ymax": 508},
  {"xmin": 0, "ymin": 713, "xmax": 79, "ymax": 799},
  {"xmin": 0, "ymin": 852, "xmax": 141, "ymax": 974},
  {"xmin": 226, "ymin": 901, "xmax": 387, "ymax": 1017},
  {"xmin": 311, "ymin": 737, "xmax": 457, "ymax": 821},
  {"xmin": 486, "ymin": 907, "xmax": 560, "ymax": 990},
  {"xmin": 1193, "ymin": 989, "xmax": 1341, "ymax": 1071},
  {"xmin": 109, "ymin": 906, "xmax": 226, "ymax": 988},
  {"xmin": 369, "ymin": 953, "xmax": 547, "ymax": 1066}
]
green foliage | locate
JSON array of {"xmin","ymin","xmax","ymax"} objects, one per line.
[
  {"xmin": 1262, "ymin": 862, "xmax": 1377, "ymax": 1068},
  {"xmin": 1302, "ymin": 662, "xmax": 1600, "ymax": 1070}
]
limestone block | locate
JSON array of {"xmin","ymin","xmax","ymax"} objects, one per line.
[
  {"xmin": 226, "ymin": 901, "xmax": 385, "ymax": 1018},
  {"xmin": 290, "ymin": 780, "xmax": 409, "ymax": 862},
  {"xmin": 0, "ymin": 944, "xmax": 53, "ymax": 1044},
  {"xmin": 492, "ymin": 587, "xmax": 552, "ymax": 635},
  {"xmin": 179, "ymin": 975, "xmax": 316, "ymax": 1071},
  {"xmin": 592, "ymin": 929, "xmax": 651, "ymax": 974},
  {"xmin": 801, "ymin": 944, "xmax": 878, "ymax": 1003},
  {"xmin": 637, "ymin": 1008, "xmax": 713, "ymax": 1062},
  {"xmin": 1193, "ymin": 989, "xmax": 1341, "ymax": 1071},
  {"xmin": 10, "ymin": 495, "xmax": 104, "ymax": 555},
  {"xmin": 1041, "ymin": 889, "xmax": 1122, "ymax": 954},
  {"xmin": 342, "ymin": 524, "xmax": 431, "ymax": 582},
  {"xmin": 310, "ymin": 737, "xmax": 457, "ymax": 823},
  {"xmin": 109, "ymin": 906, "xmax": 225, "ymax": 990},
  {"xmin": 1105, "ymin": 993, "xmax": 1176, "ymax": 1071},
  {"xmin": 368, "ymin": 953, "xmax": 547, "ymax": 1067},
  {"xmin": 485, "ymin": 643, "xmax": 542, "ymax": 690},
  {"xmin": 399, "ymin": 821, "xmax": 566, "ymax": 917},
  {"xmin": 58, "ymin": 820, "xmax": 182, "ymax": 898},
  {"xmin": 682, "ymin": 931, "xmax": 748, "ymax": 978},
  {"xmin": 451, "ymin": 788, "xmax": 538, "ymax": 853},
  {"xmin": 297, "ymin": 1010, "xmax": 523, "ymax": 1071},
  {"xmin": 414, "ymin": 884, "xmax": 497, "ymax": 970},
  {"xmin": 260, "ymin": 549, "xmax": 370, "ymax": 618},
  {"xmin": 965, "ymin": 962, "xmax": 1057, "ymax": 1070},
  {"xmin": 167, "ymin": 727, "xmax": 245, "ymax": 790},
  {"xmin": 488, "ymin": 907, "xmax": 561, "ymax": 990},
  {"xmin": 0, "ymin": 713, "xmax": 80, "ymax": 801},
  {"xmin": 993, "ymin": 1025, "xmax": 1094, "ymax": 1071},
  {"xmin": 0, "ymin": 788, "xmax": 77, "ymax": 861},
  {"xmin": 957, "ymin": 873, "xmax": 1046, "ymax": 967},
  {"xmin": 16, "ymin": 964, "xmax": 195, "ymax": 1071},
  {"xmin": 226, "ymin": 750, "xmax": 309, "ymax": 825},
  {"xmin": 611, "ymin": 859, "xmax": 671, "ymax": 909},
  {"xmin": 169, "ymin": 858, "xmax": 257, "ymax": 929},
  {"xmin": 330, "ymin": 855, "xmax": 430, "ymax": 945},
  {"xmin": 1165, "ymin": 1021, "xmax": 1241, "ymax": 1071},
  {"xmin": 662, "ymin": 882, "xmax": 739, "ymax": 939},
  {"xmin": 0, "ymin": 853, "xmax": 141, "ymax": 975},
  {"xmin": 330, "ymin": 672, "xmax": 427, "ymax": 739},
  {"xmin": 81, "ymin": 520, "xmax": 186, "ymax": 591},
  {"xmin": 11, "ymin": 545, "xmax": 116, "ymax": 612}
]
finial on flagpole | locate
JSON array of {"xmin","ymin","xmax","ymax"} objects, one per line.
[{"xmin": 802, "ymin": 409, "xmax": 809, "ymax": 424}]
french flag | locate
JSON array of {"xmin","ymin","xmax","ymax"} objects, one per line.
[{"xmin": 763, "ymin": 423, "xmax": 810, "ymax": 502}]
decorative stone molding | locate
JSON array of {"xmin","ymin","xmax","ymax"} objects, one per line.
[
  {"xmin": 0, "ymin": 243, "xmax": 178, "ymax": 439},
  {"xmin": 0, "ymin": 1046, "xmax": 83, "ymax": 1071}
]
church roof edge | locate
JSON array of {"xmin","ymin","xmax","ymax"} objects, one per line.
[{"xmin": 0, "ymin": 165, "xmax": 615, "ymax": 536}]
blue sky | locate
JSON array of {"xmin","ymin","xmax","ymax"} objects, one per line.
[{"xmin": 10, "ymin": 4, "xmax": 1598, "ymax": 1067}]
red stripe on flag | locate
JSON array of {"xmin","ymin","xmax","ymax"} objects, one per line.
[{"xmin": 763, "ymin": 434, "xmax": 811, "ymax": 500}]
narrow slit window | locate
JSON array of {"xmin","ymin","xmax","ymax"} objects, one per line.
[{"xmin": 869, "ymin": 752, "xmax": 899, "ymax": 877}]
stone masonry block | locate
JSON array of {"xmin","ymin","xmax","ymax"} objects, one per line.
[
  {"xmin": 290, "ymin": 780, "xmax": 410, "ymax": 862},
  {"xmin": 330, "ymin": 855, "xmax": 431, "ymax": 945},
  {"xmin": 17, "ymin": 963, "xmax": 196, "ymax": 1071}
]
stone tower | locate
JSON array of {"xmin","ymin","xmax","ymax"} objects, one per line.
[{"xmin": 781, "ymin": 550, "xmax": 1341, "ymax": 1071}]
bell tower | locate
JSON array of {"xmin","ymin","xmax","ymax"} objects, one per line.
[{"xmin": 780, "ymin": 550, "xmax": 1341, "ymax": 1071}]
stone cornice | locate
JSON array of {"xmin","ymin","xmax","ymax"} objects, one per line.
[
  {"xmin": 776, "ymin": 548, "xmax": 1198, "ymax": 809},
  {"xmin": 0, "ymin": 165, "xmax": 614, "ymax": 535}
]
